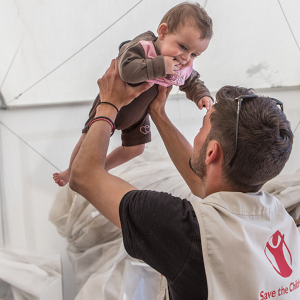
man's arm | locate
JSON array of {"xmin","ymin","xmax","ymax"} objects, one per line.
[
  {"xmin": 149, "ymin": 86, "xmax": 205, "ymax": 198},
  {"xmin": 69, "ymin": 59, "xmax": 152, "ymax": 228}
]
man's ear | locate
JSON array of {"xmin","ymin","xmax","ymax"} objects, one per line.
[
  {"xmin": 157, "ymin": 23, "xmax": 169, "ymax": 40},
  {"xmin": 205, "ymin": 141, "xmax": 222, "ymax": 165}
]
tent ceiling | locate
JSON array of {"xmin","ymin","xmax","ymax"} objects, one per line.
[{"xmin": 1, "ymin": 0, "xmax": 300, "ymax": 107}]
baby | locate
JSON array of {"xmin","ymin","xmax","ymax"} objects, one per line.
[{"xmin": 53, "ymin": 2, "xmax": 213, "ymax": 186}]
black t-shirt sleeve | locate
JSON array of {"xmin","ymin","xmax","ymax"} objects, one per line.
[{"xmin": 119, "ymin": 189, "xmax": 199, "ymax": 281}]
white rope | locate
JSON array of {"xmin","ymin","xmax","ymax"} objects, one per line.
[
  {"xmin": 294, "ymin": 120, "xmax": 300, "ymax": 135},
  {"xmin": 0, "ymin": 121, "xmax": 61, "ymax": 171},
  {"xmin": 7, "ymin": 0, "xmax": 143, "ymax": 105},
  {"xmin": 277, "ymin": 0, "xmax": 300, "ymax": 53}
]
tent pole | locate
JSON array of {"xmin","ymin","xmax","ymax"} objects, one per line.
[
  {"xmin": 0, "ymin": 125, "xmax": 5, "ymax": 246},
  {"xmin": 0, "ymin": 91, "xmax": 7, "ymax": 110}
]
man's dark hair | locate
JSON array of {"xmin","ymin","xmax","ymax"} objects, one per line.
[
  {"xmin": 159, "ymin": 2, "xmax": 213, "ymax": 39},
  {"xmin": 207, "ymin": 86, "xmax": 293, "ymax": 191}
]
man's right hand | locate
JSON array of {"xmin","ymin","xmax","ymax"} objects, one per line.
[{"xmin": 97, "ymin": 59, "xmax": 153, "ymax": 111}]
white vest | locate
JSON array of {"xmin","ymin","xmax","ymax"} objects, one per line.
[
  {"xmin": 157, "ymin": 191, "xmax": 300, "ymax": 300},
  {"xmin": 191, "ymin": 191, "xmax": 300, "ymax": 300}
]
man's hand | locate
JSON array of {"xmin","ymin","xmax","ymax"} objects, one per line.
[
  {"xmin": 197, "ymin": 96, "xmax": 213, "ymax": 111},
  {"xmin": 97, "ymin": 59, "xmax": 153, "ymax": 110},
  {"xmin": 148, "ymin": 85, "xmax": 173, "ymax": 116},
  {"xmin": 164, "ymin": 56, "xmax": 181, "ymax": 74}
]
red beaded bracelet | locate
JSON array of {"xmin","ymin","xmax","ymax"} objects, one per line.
[{"xmin": 89, "ymin": 116, "xmax": 116, "ymax": 136}]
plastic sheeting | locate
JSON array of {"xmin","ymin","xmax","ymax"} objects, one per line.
[
  {"xmin": 49, "ymin": 185, "xmax": 161, "ymax": 300},
  {"xmin": 0, "ymin": 248, "xmax": 62, "ymax": 300},
  {"xmin": 262, "ymin": 168, "xmax": 300, "ymax": 223}
]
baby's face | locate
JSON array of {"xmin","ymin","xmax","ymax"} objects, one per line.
[{"xmin": 159, "ymin": 25, "xmax": 210, "ymax": 69}]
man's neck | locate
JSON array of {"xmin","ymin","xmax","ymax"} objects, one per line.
[
  {"xmin": 204, "ymin": 177, "xmax": 260, "ymax": 198},
  {"xmin": 203, "ymin": 164, "xmax": 241, "ymax": 198}
]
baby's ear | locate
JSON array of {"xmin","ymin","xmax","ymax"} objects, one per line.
[{"xmin": 157, "ymin": 23, "xmax": 169, "ymax": 39}]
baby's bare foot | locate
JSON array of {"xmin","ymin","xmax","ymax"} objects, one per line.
[{"xmin": 53, "ymin": 169, "xmax": 70, "ymax": 187}]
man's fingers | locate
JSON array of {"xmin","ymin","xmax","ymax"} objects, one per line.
[
  {"xmin": 158, "ymin": 85, "xmax": 167, "ymax": 93},
  {"xmin": 133, "ymin": 82, "xmax": 154, "ymax": 97},
  {"xmin": 156, "ymin": 85, "xmax": 172, "ymax": 101},
  {"xmin": 112, "ymin": 58, "xmax": 118, "ymax": 71},
  {"xmin": 103, "ymin": 58, "xmax": 118, "ymax": 79},
  {"xmin": 110, "ymin": 58, "xmax": 116, "ymax": 69},
  {"xmin": 97, "ymin": 78, "xmax": 102, "ymax": 88},
  {"xmin": 158, "ymin": 85, "xmax": 172, "ymax": 95},
  {"xmin": 166, "ymin": 86, "xmax": 173, "ymax": 97}
]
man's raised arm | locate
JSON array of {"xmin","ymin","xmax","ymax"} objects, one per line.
[
  {"xmin": 69, "ymin": 59, "xmax": 152, "ymax": 228},
  {"xmin": 148, "ymin": 86, "xmax": 204, "ymax": 198}
]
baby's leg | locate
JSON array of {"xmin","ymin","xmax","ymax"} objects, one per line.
[
  {"xmin": 53, "ymin": 133, "xmax": 86, "ymax": 187},
  {"xmin": 105, "ymin": 144, "xmax": 145, "ymax": 171}
]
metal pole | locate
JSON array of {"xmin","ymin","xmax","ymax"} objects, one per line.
[
  {"xmin": 0, "ymin": 91, "xmax": 7, "ymax": 110},
  {"xmin": 0, "ymin": 123, "xmax": 6, "ymax": 246}
]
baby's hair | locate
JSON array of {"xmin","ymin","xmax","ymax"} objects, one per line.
[{"xmin": 159, "ymin": 2, "xmax": 213, "ymax": 39}]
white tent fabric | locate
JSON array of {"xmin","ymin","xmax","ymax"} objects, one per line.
[
  {"xmin": 0, "ymin": 248, "xmax": 62, "ymax": 300},
  {"xmin": 49, "ymin": 185, "xmax": 161, "ymax": 300},
  {"xmin": 262, "ymin": 168, "xmax": 300, "ymax": 223},
  {"xmin": 1, "ymin": 0, "xmax": 300, "ymax": 107}
]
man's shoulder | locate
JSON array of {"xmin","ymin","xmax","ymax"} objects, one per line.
[
  {"xmin": 194, "ymin": 191, "xmax": 283, "ymax": 217},
  {"xmin": 121, "ymin": 189, "xmax": 193, "ymax": 216},
  {"xmin": 122, "ymin": 189, "xmax": 184, "ymax": 203}
]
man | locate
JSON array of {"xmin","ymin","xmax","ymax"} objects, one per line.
[{"xmin": 70, "ymin": 59, "xmax": 300, "ymax": 300}]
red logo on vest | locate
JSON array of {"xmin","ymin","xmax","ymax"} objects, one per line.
[{"xmin": 264, "ymin": 230, "xmax": 292, "ymax": 278}]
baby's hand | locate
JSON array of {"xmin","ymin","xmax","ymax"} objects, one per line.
[
  {"xmin": 197, "ymin": 96, "xmax": 213, "ymax": 111},
  {"xmin": 164, "ymin": 56, "xmax": 181, "ymax": 75}
]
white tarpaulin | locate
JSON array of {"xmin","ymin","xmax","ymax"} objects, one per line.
[{"xmin": 0, "ymin": 248, "xmax": 62, "ymax": 300}]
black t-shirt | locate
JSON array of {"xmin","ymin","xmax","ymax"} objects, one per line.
[{"xmin": 119, "ymin": 190, "xmax": 208, "ymax": 300}]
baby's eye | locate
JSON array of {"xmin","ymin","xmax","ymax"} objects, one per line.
[
  {"xmin": 179, "ymin": 44, "xmax": 187, "ymax": 50},
  {"xmin": 191, "ymin": 53, "xmax": 198, "ymax": 58}
]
